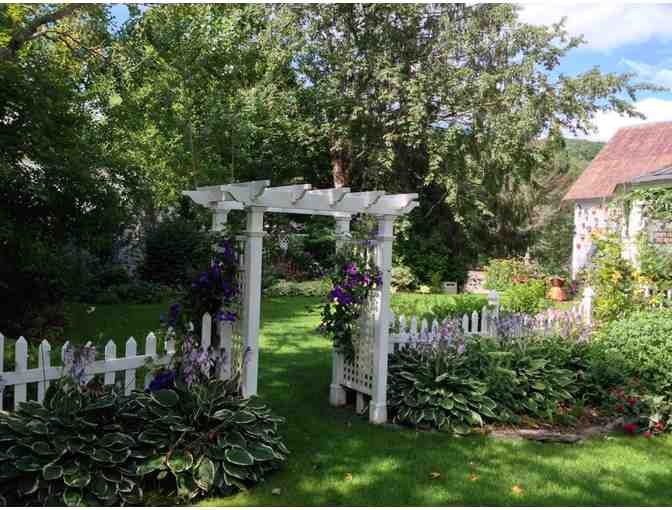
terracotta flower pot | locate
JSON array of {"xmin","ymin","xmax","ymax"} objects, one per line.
[{"xmin": 548, "ymin": 276, "xmax": 567, "ymax": 302}]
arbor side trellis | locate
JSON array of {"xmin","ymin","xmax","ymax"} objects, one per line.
[{"xmin": 184, "ymin": 180, "xmax": 418, "ymax": 423}]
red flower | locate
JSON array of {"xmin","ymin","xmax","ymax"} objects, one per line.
[
  {"xmin": 627, "ymin": 398, "xmax": 638, "ymax": 407},
  {"xmin": 656, "ymin": 421, "xmax": 665, "ymax": 431},
  {"xmin": 623, "ymin": 422, "xmax": 638, "ymax": 434},
  {"xmin": 644, "ymin": 431, "xmax": 653, "ymax": 439},
  {"xmin": 615, "ymin": 404, "xmax": 625, "ymax": 413}
]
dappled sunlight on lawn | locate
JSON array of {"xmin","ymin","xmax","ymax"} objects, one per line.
[
  {"xmin": 196, "ymin": 296, "xmax": 672, "ymax": 506},
  {"xmin": 62, "ymin": 297, "xmax": 672, "ymax": 506}
]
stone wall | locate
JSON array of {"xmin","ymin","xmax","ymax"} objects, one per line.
[{"xmin": 571, "ymin": 199, "xmax": 623, "ymax": 278}]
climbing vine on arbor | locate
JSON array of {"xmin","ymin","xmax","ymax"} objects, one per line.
[{"xmin": 320, "ymin": 248, "xmax": 382, "ymax": 361}]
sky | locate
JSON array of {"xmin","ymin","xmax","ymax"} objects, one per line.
[
  {"xmin": 109, "ymin": 2, "xmax": 672, "ymax": 143},
  {"xmin": 519, "ymin": 3, "xmax": 672, "ymax": 142}
]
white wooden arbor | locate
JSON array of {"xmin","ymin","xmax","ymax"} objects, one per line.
[{"xmin": 183, "ymin": 180, "xmax": 418, "ymax": 423}]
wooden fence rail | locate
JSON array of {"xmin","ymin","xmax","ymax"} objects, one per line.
[{"xmin": 0, "ymin": 312, "xmax": 234, "ymax": 412}]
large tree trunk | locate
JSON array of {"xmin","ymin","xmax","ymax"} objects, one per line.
[{"xmin": 330, "ymin": 136, "xmax": 351, "ymax": 188}]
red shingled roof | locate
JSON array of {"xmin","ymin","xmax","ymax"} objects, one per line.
[{"xmin": 563, "ymin": 121, "xmax": 672, "ymax": 200}]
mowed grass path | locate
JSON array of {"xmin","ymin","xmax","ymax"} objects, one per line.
[{"xmin": 65, "ymin": 297, "xmax": 672, "ymax": 506}]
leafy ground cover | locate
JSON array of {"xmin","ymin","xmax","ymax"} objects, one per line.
[{"xmin": 55, "ymin": 296, "xmax": 672, "ymax": 506}]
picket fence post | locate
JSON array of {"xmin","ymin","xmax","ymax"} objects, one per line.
[
  {"xmin": 104, "ymin": 340, "xmax": 116, "ymax": 386},
  {"xmin": 143, "ymin": 333, "xmax": 157, "ymax": 389},
  {"xmin": 124, "ymin": 337, "xmax": 137, "ymax": 396},
  {"xmin": 488, "ymin": 290, "xmax": 500, "ymax": 336},
  {"xmin": 14, "ymin": 336, "xmax": 27, "ymax": 406},
  {"xmin": 37, "ymin": 340, "xmax": 51, "ymax": 402}
]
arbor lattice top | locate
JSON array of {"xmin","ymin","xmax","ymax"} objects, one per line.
[{"xmin": 183, "ymin": 180, "xmax": 419, "ymax": 217}]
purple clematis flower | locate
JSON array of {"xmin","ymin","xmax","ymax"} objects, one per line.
[
  {"xmin": 216, "ymin": 310, "xmax": 237, "ymax": 322},
  {"xmin": 148, "ymin": 370, "xmax": 176, "ymax": 392},
  {"xmin": 345, "ymin": 263, "xmax": 358, "ymax": 276}
]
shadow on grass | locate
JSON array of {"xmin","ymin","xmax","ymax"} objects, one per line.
[{"xmin": 202, "ymin": 296, "xmax": 672, "ymax": 506}]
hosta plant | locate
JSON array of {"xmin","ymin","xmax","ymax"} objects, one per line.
[
  {"xmin": 0, "ymin": 382, "xmax": 142, "ymax": 507},
  {"xmin": 387, "ymin": 343, "xmax": 497, "ymax": 434},
  {"xmin": 120, "ymin": 377, "xmax": 289, "ymax": 502},
  {"xmin": 388, "ymin": 335, "xmax": 581, "ymax": 432},
  {"xmin": 0, "ymin": 376, "xmax": 289, "ymax": 505},
  {"xmin": 469, "ymin": 338, "xmax": 577, "ymax": 423}
]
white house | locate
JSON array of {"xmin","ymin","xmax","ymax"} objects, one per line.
[{"xmin": 564, "ymin": 121, "xmax": 672, "ymax": 279}]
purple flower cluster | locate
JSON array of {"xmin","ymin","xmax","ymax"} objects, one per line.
[
  {"xmin": 193, "ymin": 261, "xmax": 238, "ymax": 305},
  {"xmin": 148, "ymin": 369, "xmax": 176, "ymax": 392},
  {"xmin": 438, "ymin": 318, "xmax": 466, "ymax": 353},
  {"xmin": 329, "ymin": 285, "xmax": 354, "ymax": 305},
  {"xmin": 63, "ymin": 344, "xmax": 97, "ymax": 385},
  {"xmin": 328, "ymin": 262, "xmax": 381, "ymax": 306},
  {"xmin": 219, "ymin": 239, "xmax": 237, "ymax": 263},
  {"xmin": 321, "ymin": 255, "xmax": 383, "ymax": 361},
  {"xmin": 180, "ymin": 334, "xmax": 217, "ymax": 386},
  {"xmin": 216, "ymin": 310, "xmax": 237, "ymax": 322},
  {"xmin": 494, "ymin": 308, "xmax": 591, "ymax": 342}
]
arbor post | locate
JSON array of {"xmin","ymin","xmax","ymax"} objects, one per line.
[
  {"xmin": 211, "ymin": 208, "xmax": 231, "ymax": 380},
  {"xmin": 329, "ymin": 216, "xmax": 351, "ymax": 407},
  {"xmin": 212, "ymin": 209, "xmax": 229, "ymax": 232},
  {"xmin": 241, "ymin": 206, "xmax": 265, "ymax": 397},
  {"xmin": 370, "ymin": 214, "xmax": 394, "ymax": 424}
]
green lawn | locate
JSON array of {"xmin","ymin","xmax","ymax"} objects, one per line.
[{"xmin": 56, "ymin": 296, "xmax": 672, "ymax": 506}]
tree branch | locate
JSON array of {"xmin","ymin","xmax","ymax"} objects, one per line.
[{"xmin": 0, "ymin": 4, "xmax": 84, "ymax": 61}]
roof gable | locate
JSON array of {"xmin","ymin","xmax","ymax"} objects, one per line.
[{"xmin": 563, "ymin": 121, "xmax": 672, "ymax": 201}]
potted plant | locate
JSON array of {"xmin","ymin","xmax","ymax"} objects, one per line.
[{"xmin": 547, "ymin": 275, "xmax": 567, "ymax": 301}]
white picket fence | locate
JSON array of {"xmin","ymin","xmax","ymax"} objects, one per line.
[
  {"xmin": 641, "ymin": 286, "xmax": 672, "ymax": 303},
  {"xmin": 0, "ymin": 312, "xmax": 235, "ymax": 412},
  {"xmin": 388, "ymin": 287, "xmax": 594, "ymax": 352},
  {"xmin": 389, "ymin": 305, "xmax": 496, "ymax": 352}
]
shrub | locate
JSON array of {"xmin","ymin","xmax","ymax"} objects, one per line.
[
  {"xmin": 93, "ymin": 265, "xmax": 131, "ymax": 288},
  {"xmin": 390, "ymin": 293, "xmax": 487, "ymax": 321},
  {"xmin": 284, "ymin": 238, "xmax": 326, "ymax": 280},
  {"xmin": 142, "ymin": 217, "xmax": 211, "ymax": 286},
  {"xmin": 609, "ymin": 388, "xmax": 672, "ymax": 436},
  {"xmin": 391, "ymin": 264, "xmax": 417, "ymax": 291},
  {"xmin": 500, "ymin": 280, "xmax": 550, "ymax": 314},
  {"xmin": 0, "ymin": 239, "xmax": 69, "ymax": 338},
  {"xmin": 483, "ymin": 257, "xmax": 542, "ymax": 291},
  {"xmin": 431, "ymin": 294, "xmax": 489, "ymax": 318},
  {"xmin": 587, "ymin": 233, "xmax": 637, "ymax": 322},
  {"xmin": 590, "ymin": 310, "xmax": 672, "ymax": 394},
  {"xmin": 81, "ymin": 280, "xmax": 171, "ymax": 305},
  {"xmin": 265, "ymin": 279, "xmax": 331, "ymax": 298}
]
